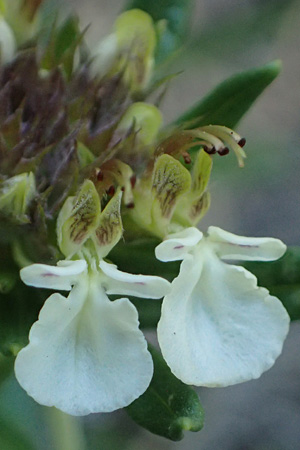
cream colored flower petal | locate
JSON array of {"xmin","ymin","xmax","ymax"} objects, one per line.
[
  {"xmin": 207, "ymin": 226, "xmax": 286, "ymax": 261},
  {"xmin": 20, "ymin": 260, "xmax": 87, "ymax": 291},
  {"xmin": 99, "ymin": 260, "xmax": 170, "ymax": 298},
  {"xmin": 15, "ymin": 277, "xmax": 153, "ymax": 415},
  {"xmin": 158, "ymin": 252, "xmax": 289, "ymax": 387},
  {"xmin": 155, "ymin": 227, "xmax": 203, "ymax": 262}
]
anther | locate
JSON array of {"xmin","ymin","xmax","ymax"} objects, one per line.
[
  {"xmin": 97, "ymin": 170, "xmax": 104, "ymax": 181},
  {"xmin": 238, "ymin": 138, "xmax": 246, "ymax": 148},
  {"xmin": 204, "ymin": 146, "xmax": 217, "ymax": 155},
  {"xmin": 107, "ymin": 185, "xmax": 115, "ymax": 196},
  {"xmin": 130, "ymin": 175, "xmax": 136, "ymax": 188},
  {"xmin": 126, "ymin": 202, "xmax": 135, "ymax": 209},
  {"xmin": 183, "ymin": 152, "xmax": 191, "ymax": 164},
  {"xmin": 218, "ymin": 147, "xmax": 229, "ymax": 156}
]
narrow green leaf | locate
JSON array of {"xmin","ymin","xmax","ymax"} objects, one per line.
[
  {"xmin": 173, "ymin": 60, "xmax": 281, "ymax": 129},
  {"xmin": 244, "ymin": 246, "xmax": 300, "ymax": 321},
  {"xmin": 54, "ymin": 16, "xmax": 80, "ymax": 61},
  {"xmin": 126, "ymin": 345, "xmax": 204, "ymax": 441},
  {"xmin": 124, "ymin": 0, "xmax": 193, "ymax": 63}
]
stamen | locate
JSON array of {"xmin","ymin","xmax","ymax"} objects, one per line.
[
  {"xmin": 204, "ymin": 146, "xmax": 216, "ymax": 155},
  {"xmin": 218, "ymin": 147, "xmax": 229, "ymax": 156},
  {"xmin": 97, "ymin": 170, "xmax": 104, "ymax": 181},
  {"xmin": 200, "ymin": 125, "xmax": 246, "ymax": 168},
  {"xmin": 130, "ymin": 174, "xmax": 136, "ymax": 188},
  {"xmin": 187, "ymin": 130, "xmax": 224, "ymax": 152},
  {"xmin": 182, "ymin": 152, "xmax": 191, "ymax": 164},
  {"xmin": 238, "ymin": 137, "xmax": 246, "ymax": 147},
  {"xmin": 107, "ymin": 185, "xmax": 115, "ymax": 196}
]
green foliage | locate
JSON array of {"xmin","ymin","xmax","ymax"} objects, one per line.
[
  {"xmin": 126, "ymin": 345, "xmax": 204, "ymax": 441},
  {"xmin": 124, "ymin": 0, "xmax": 193, "ymax": 63},
  {"xmin": 110, "ymin": 239, "xmax": 180, "ymax": 328},
  {"xmin": 173, "ymin": 60, "xmax": 281, "ymax": 129},
  {"xmin": 245, "ymin": 247, "xmax": 300, "ymax": 321},
  {"xmin": 0, "ymin": 354, "xmax": 14, "ymax": 386},
  {"xmin": 0, "ymin": 281, "xmax": 47, "ymax": 357},
  {"xmin": 0, "ymin": 414, "xmax": 34, "ymax": 450},
  {"xmin": 39, "ymin": 13, "xmax": 82, "ymax": 77},
  {"xmin": 110, "ymin": 238, "xmax": 180, "ymax": 279}
]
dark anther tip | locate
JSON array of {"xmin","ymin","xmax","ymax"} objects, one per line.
[
  {"xmin": 183, "ymin": 153, "xmax": 191, "ymax": 164},
  {"xmin": 218, "ymin": 147, "xmax": 230, "ymax": 156},
  {"xmin": 204, "ymin": 146, "xmax": 217, "ymax": 155},
  {"xmin": 130, "ymin": 175, "xmax": 136, "ymax": 188},
  {"xmin": 97, "ymin": 170, "xmax": 104, "ymax": 181},
  {"xmin": 126, "ymin": 202, "xmax": 135, "ymax": 209},
  {"xmin": 238, "ymin": 138, "xmax": 246, "ymax": 147},
  {"xmin": 107, "ymin": 185, "xmax": 115, "ymax": 196}
]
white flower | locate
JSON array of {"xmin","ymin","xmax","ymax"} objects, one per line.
[
  {"xmin": 155, "ymin": 226, "xmax": 290, "ymax": 387},
  {"xmin": 15, "ymin": 258, "xmax": 170, "ymax": 416}
]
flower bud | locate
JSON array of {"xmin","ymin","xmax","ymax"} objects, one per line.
[
  {"xmin": 117, "ymin": 103, "xmax": 162, "ymax": 148},
  {"xmin": 0, "ymin": 172, "xmax": 36, "ymax": 222},
  {"xmin": 92, "ymin": 9, "xmax": 156, "ymax": 92},
  {"xmin": 0, "ymin": 14, "xmax": 15, "ymax": 63}
]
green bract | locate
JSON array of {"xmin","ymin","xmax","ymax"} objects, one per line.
[{"xmin": 0, "ymin": 173, "xmax": 36, "ymax": 223}]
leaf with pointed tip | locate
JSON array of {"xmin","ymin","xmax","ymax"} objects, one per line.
[
  {"xmin": 124, "ymin": 0, "xmax": 193, "ymax": 63},
  {"xmin": 126, "ymin": 345, "xmax": 204, "ymax": 441},
  {"xmin": 54, "ymin": 16, "xmax": 80, "ymax": 61},
  {"xmin": 173, "ymin": 60, "xmax": 281, "ymax": 129},
  {"xmin": 244, "ymin": 246, "xmax": 300, "ymax": 321}
]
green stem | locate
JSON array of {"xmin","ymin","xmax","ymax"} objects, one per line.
[{"xmin": 46, "ymin": 407, "xmax": 87, "ymax": 450}]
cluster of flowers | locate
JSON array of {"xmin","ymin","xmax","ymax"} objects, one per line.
[{"xmin": 0, "ymin": 3, "xmax": 289, "ymax": 416}]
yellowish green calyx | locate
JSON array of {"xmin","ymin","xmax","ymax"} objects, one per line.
[
  {"xmin": 152, "ymin": 155, "xmax": 191, "ymax": 222},
  {"xmin": 173, "ymin": 150, "xmax": 212, "ymax": 227},
  {"xmin": 131, "ymin": 155, "xmax": 191, "ymax": 238},
  {"xmin": 57, "ymin": 180, "xmax": 101, "ymax": 258},
  {"xmin": 0, "ymin": 172, "xmax": 36, "ymax": 222},
  {"xmin": 92, "ymin": 189, "xmax": 123, "ymax": 258}
]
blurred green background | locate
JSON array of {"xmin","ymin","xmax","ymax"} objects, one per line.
[{"xmin": 1, "ymin": 0, "xmax": 299, "ymax": 449}]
